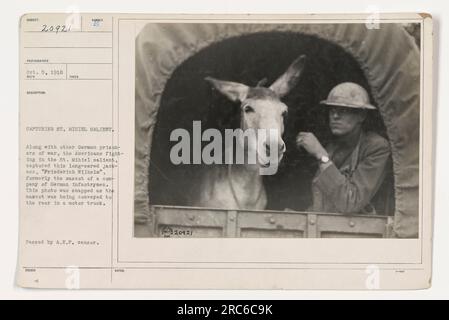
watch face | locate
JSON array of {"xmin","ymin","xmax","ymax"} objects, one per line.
[{"xmin": 321, "ymin": 156, "xmax": 330, "ymax": 163}]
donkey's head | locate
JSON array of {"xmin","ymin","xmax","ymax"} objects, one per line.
[{"xmin": 205, "ymin": 55, "xmax": 306, "ymax": 168}]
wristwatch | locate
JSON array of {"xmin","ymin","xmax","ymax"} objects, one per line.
[{"xmin": 319, "ymin": 155, "xmax": 330, "ymax": 164}]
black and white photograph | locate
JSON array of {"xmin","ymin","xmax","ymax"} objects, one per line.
[
  {"xmin": 12, "ymin": 7, "xmax": 438, "ymax": 292},
  {"xmin": 134, "ymin": 21, "xmax": 421, "ymax": 239}
]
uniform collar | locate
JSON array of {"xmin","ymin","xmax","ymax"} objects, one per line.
[{"xmin": 335, "ymin": 126, "xmax": 363, "ymax": 149}]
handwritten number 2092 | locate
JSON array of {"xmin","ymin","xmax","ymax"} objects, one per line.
[{"xmin": 41, "ymin": 24, "xmax": 72, "ymax": 33}]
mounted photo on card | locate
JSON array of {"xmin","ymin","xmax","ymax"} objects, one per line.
[{"xmin": 18, "ymin": 13, "xmax": 433, "ymax": 289}]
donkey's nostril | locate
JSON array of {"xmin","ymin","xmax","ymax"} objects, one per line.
[
  {"xmin": 279, "ymin": 143, "xmax": 286, "ymax": 153},
  {"xmin": 264, "ymin": 143, "xmax": 271, "ymax": 156},
  {"xmin": 263, "ymin": 142, "xmax": 285, "ymax": 157}
]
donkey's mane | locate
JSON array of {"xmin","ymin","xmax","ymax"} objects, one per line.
[{"xmin": 246, "ymin": 87, "xmax": 279, "ymax": 100}]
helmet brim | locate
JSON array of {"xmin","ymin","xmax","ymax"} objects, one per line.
[{"xmin": 319, "ymin": 100, "xmax": 377, "ymax": 110}]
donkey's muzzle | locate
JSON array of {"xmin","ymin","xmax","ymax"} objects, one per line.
[{"xmin": 264, "ymin": 141, "xmax": 286, "ymax": 158}]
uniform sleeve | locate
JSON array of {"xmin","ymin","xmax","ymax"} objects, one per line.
[{"xmin": 313, "ymin": 137, "xmax": 391, "ymax": 214}]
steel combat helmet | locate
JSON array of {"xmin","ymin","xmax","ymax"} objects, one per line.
[{"xmin": 320, "ymin": 82, "xmax": 376, "ymax": 110}]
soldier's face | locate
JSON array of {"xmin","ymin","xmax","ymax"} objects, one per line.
[{"xmin": 328, "ymin": 107, "xmax": 366, "ymax": 136}]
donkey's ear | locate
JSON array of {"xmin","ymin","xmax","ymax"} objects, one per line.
[
  {"xmin": 269, "ymin": 55, "xmax": 306, "ymax": 98},
  {"xmin": 205, "ymin": 77, "xmax": 249, "ymax": 102}
]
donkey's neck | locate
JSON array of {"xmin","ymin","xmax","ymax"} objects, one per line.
[
  {"xmin": 226, "ymin": 163, "xmax": 265, "ymax": 209},
  {"xmin": 221, "ymin": 139, "xmax": 266, "ymax": 209},
  {"xmin": 229, "ymin": 162, "xmax": 260, "ymax": 177},
  {"xmin": 194, "ymin": 163, "xmax": 267, "ymax": 210}
]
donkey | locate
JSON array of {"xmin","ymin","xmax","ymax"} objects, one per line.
[{"xmin": 193, "ymin": 55, "xmax": 306, "ymax": 210}]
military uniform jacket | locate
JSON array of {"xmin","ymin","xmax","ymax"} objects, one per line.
[{"xmin": 311, "ymin": 131, "xmax": 392, "ymax": 214}]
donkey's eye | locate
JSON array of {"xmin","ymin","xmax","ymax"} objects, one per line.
[
  {"xmin": 282, "ymin": 110, "xmax": 288, "ymax": 118},
  {"xmin": 244, "ymin": 105, "xmax": 254, "ymax": 113}
]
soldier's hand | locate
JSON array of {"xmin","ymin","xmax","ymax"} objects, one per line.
[{"xmin": 296, "ymin": 132, "xmax": 328, "ymax": 160}]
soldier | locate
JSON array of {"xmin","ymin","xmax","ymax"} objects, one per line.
[{"xmin": 297, "ymin": 82, "xmax": 393, "ymax": 214}]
